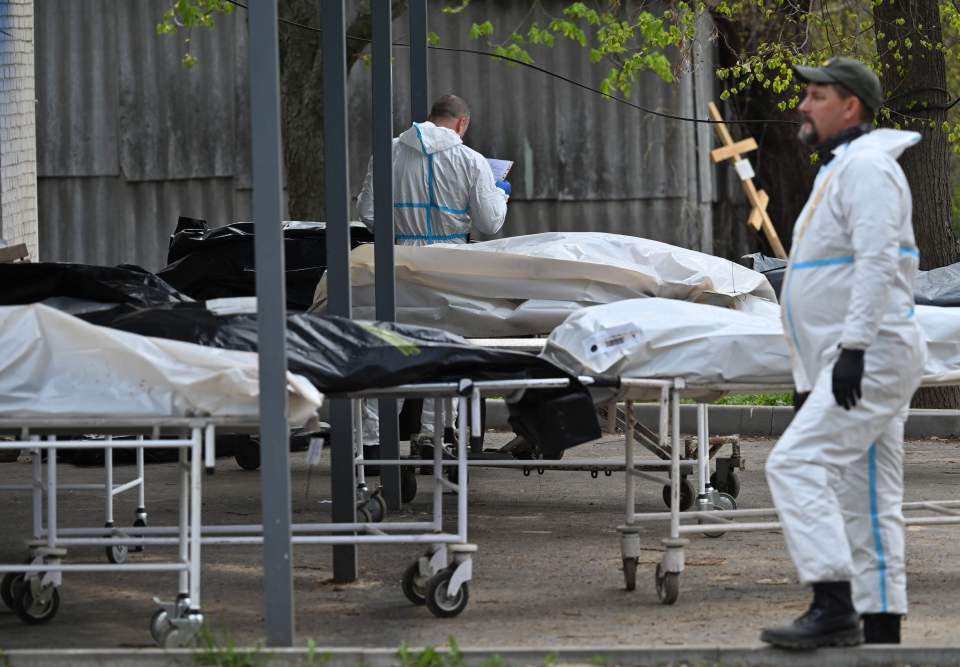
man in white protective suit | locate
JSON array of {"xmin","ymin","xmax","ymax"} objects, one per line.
[
  {"xmin": 356, "ymin": 94, "xmax": 510, "ymax": 465},
  {"xmin": 761, "ymin": 57, "xmax": 926, "ymax": 649}
]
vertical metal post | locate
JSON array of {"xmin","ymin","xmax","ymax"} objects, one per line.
[
  {"xmin": 249, "ymin": 0, "xmax": 295, "ymax": 645},
  {"xmin": 408, "ymin": 0, "xmax": 429, "ymax": 122},
  {"xmin": 371, "ymin": 0, "xmax": 401, "ymax": 510},
  {"xmin": 323, "ymin": 0, "xmax": 359, "ymax": 583}
]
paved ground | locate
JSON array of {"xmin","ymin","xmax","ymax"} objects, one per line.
[{"xmin": 2, "ymin": 432, "xmax": 960, "ymax": 650}]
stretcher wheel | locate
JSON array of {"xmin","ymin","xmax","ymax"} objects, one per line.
[
  {"xmin": 356, "ymin": 506, "xmax": 372, "ymax": 524},
  {"xmin": 655, "ymin": 563, "xmax": 679, "ymax": 605},
  {"xmin": 661, "ymin": 477, "xmax": 695, "ymax": 511},
  {"xmin": 14, "ymin": 583, "xmax": 60, "ymax": 624},
  {"xmin": 368, "ymin": 492, "xmax": 387, "ymax": 523},
  {"xmin": 425, "ymin": 568, "xmax": 469, "ymax": 618},
  {"xmin": 1, "ymin": 572, "xmax": 23, "ymax": 610},
  {"xmin": 150, "ymin": 608, "xmax": 170, "ymax": 644},
  {"xmin": 401, "ymin": 466, "xmax": 417, "ymax": 504},
  {"xmin": 106, "ymin": 543, "xmax": 128, "ymax": 564},
  {"xmin": 159, "ymin": 624, "xmax": 191, "ymax": 648},
  {"xmin": 401, "ymin": 561, "xmax": 428, "ymax": 606},
  {"xmin": 702, "ymin": 492, "xmax": 737, "ymax": 538},
  {"xmin": 710, "ymin": 470, "xmax": 741, "ymax": 498},
  {"xmin": 622, "ymin": 557, "xmax": 638, "ymax": 591}
]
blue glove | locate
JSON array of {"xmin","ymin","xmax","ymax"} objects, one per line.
[{"xmin": 495, "ymin": 179, "xmax": 512, "ymax": 196}]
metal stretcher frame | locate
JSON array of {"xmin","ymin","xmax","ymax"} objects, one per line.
[
  {"xmin": 0, "ymin": 432, "xmax": 149, "ymax": 565},
  {"xmin": 0, "ymin": 418, "xmax": 209, "ymax": 644},
  {"xmin": 613, "ymin": 376, "xmax": 960, "ymax": 605},
  {"xmin": 462, "ymin": 340, "xmax": 701, "ymax": 497},
  {"xmin": 0, "ymin": 376, "xmax": 582, "ymax": 645}
]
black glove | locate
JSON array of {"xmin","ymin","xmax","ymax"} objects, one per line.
[
  {"xmin": 793, "ymin": 391, "xmax": 810, "ymax": 413},
  {"xmin": 832, "ymin": 348, "xmax": 865, "ymax": 410}
]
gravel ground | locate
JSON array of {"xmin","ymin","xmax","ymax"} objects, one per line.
[{"xmin": 2, "ymin": 432, "xmax": 960, "ymax": 649}]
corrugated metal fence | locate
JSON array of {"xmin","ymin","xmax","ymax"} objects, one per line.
[{"xmin": 36, "ymin": 0, "xmax": 730, "ymax": 271}]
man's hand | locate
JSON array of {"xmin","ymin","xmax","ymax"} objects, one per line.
[
  {"xmin": 832, "ymin": 348, "xmax": 865, "ymax": 410},
  {"xmin": 495, "ymin": 179, "xmax": 511, "ymax": 196}
]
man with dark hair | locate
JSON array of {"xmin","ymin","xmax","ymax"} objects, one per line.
[
  {"xmin": 357, "ymin": 93, "xmax": 510, "ymax": 451},
  {"xmin": 761, "ymin": 57, "xmax": 926, "ymax": 649}
]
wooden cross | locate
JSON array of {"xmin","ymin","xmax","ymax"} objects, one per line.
[{"xmin": 707, "ymin": 102, "xmax": 787, "ymax": 260}]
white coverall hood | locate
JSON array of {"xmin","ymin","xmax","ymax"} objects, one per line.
[
  {"xmin": 357, "ymin": 121, "xmax": 508, "ymax": 246},
  {"xmin": 767, "ymin": 127, "xmax": 926, "ymax": 616}
]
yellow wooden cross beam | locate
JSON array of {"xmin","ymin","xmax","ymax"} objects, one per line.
[{"xmin": 707, "ymin": 102, "xmax": 787, "ymax": 259}]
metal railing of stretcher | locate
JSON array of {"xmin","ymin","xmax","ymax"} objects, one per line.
[
  {"xmin": 0, "ymin": 376, "xmax": 583, "ymax": 647},
  {"xmin": 612, "ymin": 377, "xmax": 960, "ymax": 606},
  {"xmin": 458, "ymin": 339, "xmax": 710, "ymax": 503}
]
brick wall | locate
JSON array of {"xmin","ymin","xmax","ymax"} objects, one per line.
[{"xmin": 0, "ymin": 0, "xmax": 38, "ymax": 260}]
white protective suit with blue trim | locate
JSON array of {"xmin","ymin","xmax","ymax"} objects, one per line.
[
  {"xmin": 766, "ymin": 129, "xmax": 927, "ymax": 615},
  {"xmin": 357, "ymin": 121, "xmax": 507, "ymax": 245},
  {"xmin": 357, "ymin": 121, "xmax": 507, "ymax": 445}
]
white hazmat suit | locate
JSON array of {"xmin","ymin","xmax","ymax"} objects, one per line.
[
  {"xmin": 358, "ymin": 121, "xmax": 507, "ymax": 245},
  {"xmin": 357, "ymin": 121, "xmax": 508, "ymax": 445},
  {"xmin": 766, "ymin": 129, "xmax": 927, "ymax": 615}
]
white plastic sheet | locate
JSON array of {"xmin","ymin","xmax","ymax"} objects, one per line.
[
  {"xmin": 313, "ymin": 232, "xmax": 776, "ymax": 337},
  {"xmin": 0, "ymin": 304, "xmax": 323, "ymax": 424},
  {"xmin": 541, "ymin": 298, "xmax": 960, "ymax": 389},
  {"xmin": 542, "ymin": 298, "xmax": 793, "ymax": 386}
]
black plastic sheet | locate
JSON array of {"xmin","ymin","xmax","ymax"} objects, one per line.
[
  {"xmin": 81, "ymin": 303, "xmax": 601, "ymax": 457},
  {"xmin": 0, "ymin": 262, "xmax": 190, "ymax": 307},
  {"xmin": 742, "ymin": 253, "xmax": 786, "ymax": 298},
  {"xmin": 158, "ymin": 218, "xmax": 374, "ymax": 311}
]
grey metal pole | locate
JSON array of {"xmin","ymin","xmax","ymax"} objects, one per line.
[
  {"xmin": 372, "ymin": 0, "xmax": 401, "ymax": 510},
  {"xmin": 322, "ymin": 0, "xmax": 358, "ymax": 583},
  {"xmin": 408, "ymin": 0, "xmax": 429, "ymax": 122},
  {"xmin": 248, "ymin": 0, "xmax": 294, "ymax": 646}
]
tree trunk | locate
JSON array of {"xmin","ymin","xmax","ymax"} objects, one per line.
[
  {"xmin": 874, "ymin": 1, "xmax": 959, "ymax": 409},
  {"xmin": 711, "ymin": 8, "xmax": 817, "ymax": 259},
  {"xmin": 277, "ymin": 1, "xmax": 406, "ymax": 220}
]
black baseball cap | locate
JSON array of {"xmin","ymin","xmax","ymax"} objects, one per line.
[{"xmin": 793, "ymin": 57, "xmax": 883, "ymax": 113}]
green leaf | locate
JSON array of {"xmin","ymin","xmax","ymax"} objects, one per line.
[
  {"xmin": 469, "ymin": 21, "xmax": 495, "ymax": 41},
  {"xmin": 441, "ymin": 1, "xmax": 471, "ymax": 14}
]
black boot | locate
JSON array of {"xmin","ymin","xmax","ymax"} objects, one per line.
[
  {"xmin": 760, "ymin": 581, "xmax": 863, "ymax": 649},
  {"xmin": 862, "ymin": 613, "xmax": 901, "ymax": 644}
]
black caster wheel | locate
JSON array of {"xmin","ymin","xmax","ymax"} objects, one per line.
[
  {"xmin": 401, "ymin": 466, "xmax": 417, "ymax": 504},
  {"xmin": 710, "ymin": 470, "xmax": 741, "ymax": 498},
  {"xmin": 1, "ymin": 571, "xmax": 24, "ymax": 610},
  {"xmin": 622, "ymin": 557, "xmax": 638, "ymax": 592},
  {"xmin": 401, "ymin": 561, "xmax": 428, "ymax": 606},
  {"xmin": 149, "ymin": 608, "xmax": 170, "ymax": 644},
  {"xmin": 356, "ymin": 506, "xmax": 372, "ymax": 524},
  {"xmin": 14, "ymin": 584, "xmax": 60, "ymax": 625},
  {"xmin": 366, "ymin": 492, "xmax": 387, "ymax": 523},
  {"xmin": 662, "ymin": 477, "xmax": 695, "ymax": 511},
  {"xmin": 235, "ymin": 439, "xmax": 261, "ymax": 471},
  {"xmin": 417, "ymin": 442, "xmax": 433, "ymax": 476},
  {"xmin": 655, "ymin": 563, "xmax": 679, "ymax": 605},
  {"xmin": 425, "ymin": 568, "xmax": 469, "ymax": 618}
]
